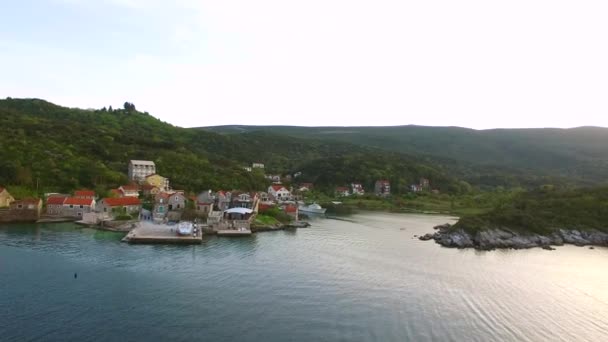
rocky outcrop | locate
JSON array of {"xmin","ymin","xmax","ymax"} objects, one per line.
[{"xmin": 420, "ymin": 224, "xmax": 608, "ymax": 250}]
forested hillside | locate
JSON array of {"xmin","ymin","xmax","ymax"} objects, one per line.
[
  {"xmin": 0, "ymin": 98, "xmax": 460, "ymax": 194},
  {"xmin": 201, "ymin": 125, "xmax": 608, "ymax": 187}
]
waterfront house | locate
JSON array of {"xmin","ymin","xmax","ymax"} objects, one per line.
[
  {"xmin": 97, "ymin": 197, "xmax": 141, "ymax": 216},
  {"xmin": 128, "ymin": 160, "xmax": 156, "ymax": 181},
  {"xmin": 119, "ymin": 185, "xmax": 140, "ymax": 198},
  {"xmin": 144, "ymin": 174, "xmax": 170, "ymax": 191},
  {"xmin": 7, "ymin": 198, "xmax": 43, "ymax": 221},
  {"xmin": 195, "ymin": 190, "xmax": 215, "ymax": 215},
  {"xmin": 46, "ymin": 195, "xmax": 67, "ymax": 215},
  {"xmin": 62, "ymin": 197, "xmax": 96, "ymax": 218},
  {"xmin": 375, "ymin": 180, "xmax": 391, "ymax": 197},
  {"xmin": 215, "ymin": 191, "xmax": 232, "ymax": 211},
  {"xmin": 351, "ymin": 183, "xmax": 365, "ymax": 195},
  {"xmin": 231, "ymin": 192, "xmax": 258, "ymax": 209},
  {"xmin": 74, "ymin": 190, "xmax": 95, "ymax": 200},
  {"xmin": 155, "ymin": 192, "xmax": 186, "ymax": 211},
  {"xmin": 0, "ymin": 187, "xmax": 15, "ymax": 207},
  {"xmin": 268, "ymin": 185, "xmax": 291, "ymax": 201},
  {"xmin": 336, "ymin": 187, "xmax": 350, "ymax": 197}
]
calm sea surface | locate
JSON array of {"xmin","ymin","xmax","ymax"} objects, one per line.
[{"xmin": 1, "ymin": 212, "xmax": 608, "ymax": 342}]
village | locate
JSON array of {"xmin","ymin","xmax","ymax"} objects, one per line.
[{"xmin": 0, "ymin": 160, "xmax": 435, "ymax": 244}]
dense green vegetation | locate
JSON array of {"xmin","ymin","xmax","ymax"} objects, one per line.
[
  {"xmin": 0, "ymin": 98, "xmax": 461, "ymax": 195},
  {"xmin": 455, "ymin": 187, "xmax": 608, "ymax": 234},
  {"xmin": 202, "ymin": 125, "xmax": 608, "ymax": 189}
]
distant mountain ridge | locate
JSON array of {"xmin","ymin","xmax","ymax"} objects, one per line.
[{"xmin": 200, "ymin": 125, "xmax": 608, "ymax": 187}]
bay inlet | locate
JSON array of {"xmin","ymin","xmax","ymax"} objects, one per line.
[{"xmin": 1, "ymin": 212, "xmax": 607, "ymax": 341}]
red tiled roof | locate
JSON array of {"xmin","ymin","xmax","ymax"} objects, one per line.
[
  {"xmin": 271, "ymin": 185, "xmax": 287, "ymax": 192},
  {"xmin": 103, "ymin": 197, "xmax": 141, "ymax": 206},
  {"xmin": 74, "ymin": 190, "xmax": 95, "ymax": 197},
  {"xmin": 336, "ymin": 187, "xmax": 349, "ymax": 191},
  {"xmin": 64, "ymin": 197, "xmax": 94, "ymax": 206},
  {"xmin": 377, "ymin": 180, "xmax": 390, "ymax": 184},
  {"xmin": 120, "ymin": 185, "xmax": 139, "ymax": 191},
  {"xmin": 47, "ymin": 196, "xmax": 67, "ymax": 205},
  {"xmin": 142, "ymin": 184, "xmax": 157, "ymax": 190}
]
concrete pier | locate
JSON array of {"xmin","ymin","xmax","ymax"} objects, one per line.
[{"xmin": 122, "ymin": 222, "xmax": 202, "ymax": 244}]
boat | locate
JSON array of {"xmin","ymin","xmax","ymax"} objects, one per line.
[
  {"xmin": 177, "ymin": 221, "xmax": 194, "ymax": 236},
  {"xmin": 298, "ymin": 203, "xmax": 327, "ymax": 214}
]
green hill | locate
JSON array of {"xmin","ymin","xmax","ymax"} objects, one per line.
[
  {"xmin": 200, "ymin": 125, "xmax": 608, "ymax": 187},
  {"xmin": 0, "ymin": 98, "xmax": 460, "ymax": 194}
]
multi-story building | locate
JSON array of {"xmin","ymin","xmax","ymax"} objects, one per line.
[
  {"xmin": 374, "ymin": 180, "xmax": 391, "ymax": 197},
  {"xmin": 128, "ymin": 160, "xmax": 156, "ymax": 181}
]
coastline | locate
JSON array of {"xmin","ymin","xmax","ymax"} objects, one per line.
[{"xmin": 420, "ymin": 224, "xmax": 608, "ymax": 250}]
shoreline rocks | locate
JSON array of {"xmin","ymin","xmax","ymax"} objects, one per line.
[{"xmin": 420, "ymin": 223, "xmax": 608, "ymax": 250}]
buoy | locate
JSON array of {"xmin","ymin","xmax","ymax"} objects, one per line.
[{"xmin": 74, "ymin": 272, "xmax": 78, "ymax": 279}]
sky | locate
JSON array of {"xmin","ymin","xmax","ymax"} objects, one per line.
[{"xmin": 1, "ymin": 0, "xmax": 607, "ymax": 129}]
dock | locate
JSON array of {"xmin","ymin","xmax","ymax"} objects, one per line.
[
  {"xmin": 217, "ymin": 229, "xmax": 252, "ymax": 236},
  {"xmin": 122, "ymin": 222, "xmax": 202, "ymax": 244}
]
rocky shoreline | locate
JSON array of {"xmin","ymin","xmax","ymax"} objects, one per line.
[{"xmin": 420, "ymin": 223, "xmax": 608, "ymax": 250}]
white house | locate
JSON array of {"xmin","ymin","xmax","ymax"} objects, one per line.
[
  {"xmin": 268, "ymin": 185, "xmax": 291, "ymax": 201},
  {"xmin": 351, "ymin": 183, "xmax": 365, "ymax": 195},
  {"xmin": 252, "ymin": 163, "xmax": 265, "ymax": 169}
]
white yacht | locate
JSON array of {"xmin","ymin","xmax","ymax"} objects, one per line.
[{"xmin": 298, "ymin": 203, "xmax": 327, "ymax": 214}]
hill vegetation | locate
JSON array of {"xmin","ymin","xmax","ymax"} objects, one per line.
[
  {"xmin": 455, "ymin": 187, "xmax": 608, "ymax": 235},
  {"xmin": 201, "ymin": 125, "xmax": 608, "ymax": 189},
  {"xmin": 0, "ymin": 98, "xmax": 460, "ymax": 195}
]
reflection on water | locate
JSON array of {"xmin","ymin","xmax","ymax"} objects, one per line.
[{"xmin": 1, "ymin": 213, "xmax": 608, "ymax": 342}]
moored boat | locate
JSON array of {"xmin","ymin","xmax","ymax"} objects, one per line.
[{"xmin": 298, "ymin": 203, "xmax": 327, "ymax": 214}]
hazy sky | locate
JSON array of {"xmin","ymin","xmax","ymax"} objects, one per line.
[{"xmin": 1, "ymin": 1, "xmax": 607, "ymax": 129}]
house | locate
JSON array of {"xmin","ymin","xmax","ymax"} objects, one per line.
[
  {"xmin": 144, "ymin": 174, "xmax": 170, "ymax": 191},
  {"xmin": 243, "ymin": 166, "xmax": 252, "ymax": 172},
  {"xmin": 119, "ymin": 185, "xmax": 140, "ymax": 198},
  {"xmin": 298, "ymin": 183, "xmax": 313, "ymax": 192},
  {"xmin": 142, "ymin": 184, "xmax": 160, "ymax": 197},
  {"xmin": 268, "ymin": 185, "xmax": 291, "ymax": 201},
  {"xmin": 252, "ymin": 162, "xmax": 265, "ymax": 169},
  {"xmin": 420, "ymin": 178, "xmax": 430, "ymax": 188},
  {"xmin": 351, "ymin": 183, "xmax": 365, "ymax": 195},
  {"xmin": 46, "ymin": 196, "xmax": 67, "ymax": 215},
  {"xmin": 336, "ymin": 187, "xmax": 350, "ymax": 197},
  {"xmin": 9, "ymin": 198, "xmax": 43, "ymax": 220},
  {"xmin": 0, "ymin": 187, "xmax": 15, "ymax": 207},
  {"xmin": 215, "ymin": 191, "xmax": 232, "ymax": 211},
  {"xmin": 258, "ymin": 192, "xmax": 270, "ymax": 202},
  {"xmin": 231, "ymin": 192, "xmax": 256, "ymax": 209},
  {"xmin": 97, "ymin": 197, "xmax": 142, "ymax": 216},
  {"xmin": 128, "ymin": 160, "xmax": 156, "ymax": 181},
  {"xmin": 294, "ymin": 171, "xmax": 302, "ymax": 178},
  {"xmin": 375, "ymin": 180, "xmax": 391, "ymax": 197},
  {"xmin": 195, "ymin": 190, "xmax": 215, "ymax": 215},
  {"xmin": 156, "ymin": 192, "xmax": 186, "ymax": 211},
  {"xmin": 62, "ymin": 197, "xmax": 96, "ymax": 218},
  {"xmin": 74, "ymin": 190, "xmax": 95, "ymax": 200},
  {"xmin": 410, "ymin": 184, "xmax": 423, "ymax": 193},
  {"xmin": 110, "ymin": 189, "xmax": 123, "ymax": 197}
]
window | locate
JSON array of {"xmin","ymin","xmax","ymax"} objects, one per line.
[
  {"xmin": 70, "ymin": 205, "xmax": 73, "ymax": 209},
  {"xmin": 78, "ymin": 212, "xmax": 82, "ymax": 216},
  {"xmin": 80, "ymin": 205, "xmax": 83, "ymax": 209},
  {"xmin": 17, "ymin": 204, "xmax": 23, "ymax": 209}
]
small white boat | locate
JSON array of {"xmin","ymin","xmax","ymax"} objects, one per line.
[
  {"xmin": 298, "ymin": 203, "xmax": 327, "ymax": 214},
  {"xmin": 177, "ymin": 222, "xmax": 194, "ymax": 236}
]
